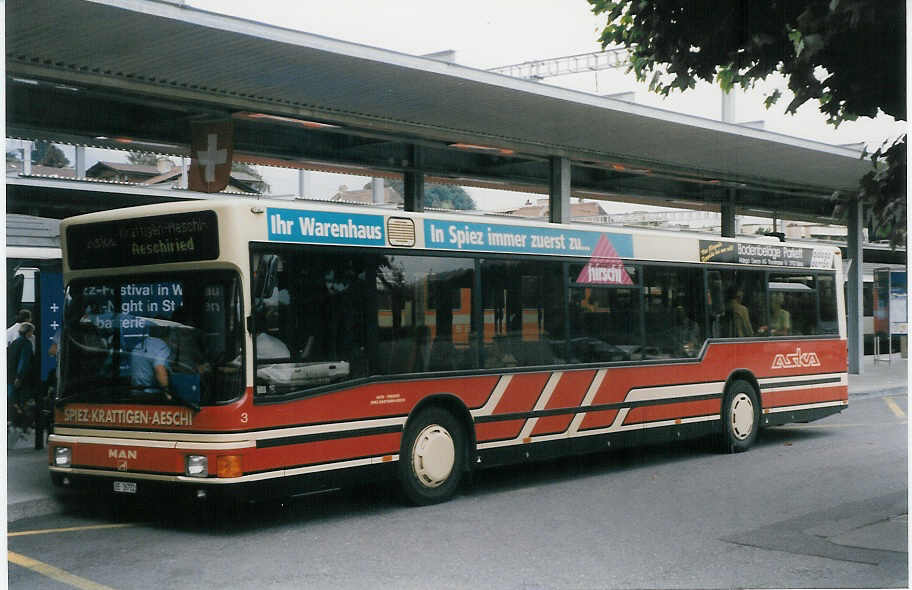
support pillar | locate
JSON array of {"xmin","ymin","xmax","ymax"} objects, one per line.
[
  {"xmin": 22, "ymin": 141, "xmax": 32, "ymax": 175},
  {"xmin": 549, "ymin": 156, "xmax": 571, "ymax": 224},
  {"xmin": 180, "ymin": 157, "xmax": 189, "ymax": 189},
  {"xmin": 298, "ymin": 169, "xmax": 311, "ymax": 199},
  {"xmin": 847, "ymin": 198, "xmax": 864, "ymax": 374},
  {"xmin": 721, "ymin": 189, "xmax": 737, "ymax": 237},
  {"xmin": 403, "ymin": 146, "xmax": 424, "ymax": 212},
  {"xmin": 74, "ymin": 146, "xmax": 86, "ymax": 177},
  {"xmin": 371, "ymin": 177, "xmax": 384, "ymax": 204}
]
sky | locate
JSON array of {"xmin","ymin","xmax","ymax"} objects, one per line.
[
  {"xmin": 182, "ymin": 0, "xmax": 906, "ymax": 215},
  {"xmin": 185, "ymin": 0, "xmax": 904, "ymax": 145}
]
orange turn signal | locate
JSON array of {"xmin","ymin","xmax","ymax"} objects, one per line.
[{"xmin": 216, "ymin": 455, "xmax": 243, "ymax": 478}]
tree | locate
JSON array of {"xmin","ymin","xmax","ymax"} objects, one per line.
[
  {"xmin": 589, "ymin": 0, "xmax": 906, "ymax": 246},
  {"xmin": 126, "ymin": 152, "xmax": 174, "ymax": 168},
  {"xmin": 385, "ymin": 180, "xmax": 476, "ymax": 210},
  {"xmin": 31, "ymin": 141, "xmax": 70, "ymax": 168},
  {"xmin": 231, "ymin": 162, "xmax": 271, "ymax": 194}
]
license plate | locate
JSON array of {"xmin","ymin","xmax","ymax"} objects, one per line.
[{"xmin": 113, "ymin": 481, "xmax": 137, "ymax": 494}]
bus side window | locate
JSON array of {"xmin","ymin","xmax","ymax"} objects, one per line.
[{"xmin": 643, "ymin": 266, "xmax": 704, "ymax": 358}]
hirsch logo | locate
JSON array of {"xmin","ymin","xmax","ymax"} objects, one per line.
[{"xmin": 771, "ymin": 348, "xmax": 821, "ymax": 369}]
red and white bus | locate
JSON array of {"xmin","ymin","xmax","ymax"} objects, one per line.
[{"xmin": 50, "ymin": 200, "xmax": 847, "ymax": 505}]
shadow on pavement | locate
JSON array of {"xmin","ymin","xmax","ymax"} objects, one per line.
[{"xmin": 34, "ymin": 424, "xmax": 842, "ymax": 534}]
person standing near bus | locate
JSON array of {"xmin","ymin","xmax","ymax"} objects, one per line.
[
  {"xmin": 7, "ymin": 309, "xmax": 36, "ymax": 352},
  {"xmin": 8, "ymin": 322, "xmax": 35, "ymax": 400},
  {"xmin": 8, "ymin": 322, "xmax": 35, "ymax": 445}
]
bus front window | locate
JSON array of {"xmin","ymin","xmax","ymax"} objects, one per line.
[{"xmin": 60, "ymin": 271, "xmax": 243, "ymax": 406}]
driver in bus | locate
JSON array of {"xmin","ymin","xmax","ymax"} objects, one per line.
[{"xmin": 130, "ymin": 332, "xmax": 171, "ymax": 394}]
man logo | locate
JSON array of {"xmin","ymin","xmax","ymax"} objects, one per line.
[
  {"xmin": 771, "ymin": 348, "xmax": 821, "ymax": 369},
  {"xmin": 108, "ymin": 449, "xmax": 137, "ymax": 460}
]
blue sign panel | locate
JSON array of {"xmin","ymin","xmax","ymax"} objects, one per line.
[
  {"xmin": 424, "ymin": 219, "xmax": 633, "ymax": 258},
  {"xmin": 267, "ymin": 208, "xmax": 385, "ymax": 246},
  {"xmin": 39, "ymin": 271, "xmax": 63, "ymax": 381}
]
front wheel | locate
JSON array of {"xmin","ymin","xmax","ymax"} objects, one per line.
[
  {"xmin": 720, "ymin": 379, "xmax": 760, "ymax": 453},
  {"xmin": 398, "ymin": 407, "xmax": 466, "ymax": 505}
]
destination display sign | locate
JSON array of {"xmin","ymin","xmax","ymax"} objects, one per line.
[
  {"xmin": 699, "ymin": 240, "xmax": 833, "ymax": 269},
  {"xmin": 68, "ymin": 210, "xmax": 219, "ymax": 270}
]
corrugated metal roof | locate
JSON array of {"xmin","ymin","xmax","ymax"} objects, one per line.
[
  {"xmin": 6, "ymin": 213, "xmax": 62, "ymax": 248},
  {"xmin": 6, "ymin": 0, "xmax": 869, "ymax": 200}
]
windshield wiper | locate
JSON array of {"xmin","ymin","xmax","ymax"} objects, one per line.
[{"xmin": 163, "ymin": 388, "xmax": 201, "ymax": 413}]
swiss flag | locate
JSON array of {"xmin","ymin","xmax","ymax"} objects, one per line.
[
  {"xmin": 189, "ymin": 120, "xmax": 233, "ymax": 193},
  {"xmin": 575, "ymin": 234, "xmax": 633, "ymax": 285}
]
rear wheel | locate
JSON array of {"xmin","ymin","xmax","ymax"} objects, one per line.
[
  {"xmin": 398, "ymin": 407, "xmax": 466, "ymax": 505},
  {"xmin": 720, "ymin": 379, "xmax": 760, "ymax": 453}
]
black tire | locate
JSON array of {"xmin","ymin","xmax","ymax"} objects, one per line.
[
  {"xmin": 719, "ymin": 379, "xmax": 760, "ymax": 453},
  {"xmin": 398, "ymin": 407, "xmax": 466, "ymax": 505}
]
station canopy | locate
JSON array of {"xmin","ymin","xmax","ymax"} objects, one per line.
[{"xmin": 6, "ymin": 0, "xmax": 872, "ymax": 220}]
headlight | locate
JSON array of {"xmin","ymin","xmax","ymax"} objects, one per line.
[
  {"xmin": 185, "ymin": 455, "xmax": 208, "ymax": 477},
  {"xmin": 54, "ymin": 447, "xmax": 72, "ymax": 467}
]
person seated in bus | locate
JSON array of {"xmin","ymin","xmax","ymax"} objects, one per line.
[
  {"xmin": 769, "ymin": 293, "xmax": 791, "ymax": 336},
  {"xmin": 670, "ymin": 305, "xmax": 701, "ymax": 356},
  {"xmin": 130, "ymin": 332, "xmax": 171, "ymax": 393},
  {"xmin": 256, "ymin": 309, "xmax": 291, "ymax": 362},
  {"xmin": 724, "ymin": 286, "xmax": 753, "ymax": 337},
  {"xmin": 484, "ymin": 335, "xmax": 517, "ymax": 369}
]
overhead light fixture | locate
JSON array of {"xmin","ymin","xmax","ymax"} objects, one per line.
[
  {"xmin": 106, "ymin": 137, "xmax": 182, "ymax": 150},
  {"xmin": 235, "ymin": 111, "xmax": 339, "ymax": 129},
  {"xmin": 448, "ymin": 143, "xmax": 515, "ymax": 156},
  {"xmin": 597, "ymin": 161, "xmax": 650, "ymax": 174}
]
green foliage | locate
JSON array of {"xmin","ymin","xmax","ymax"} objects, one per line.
[
  {"xmin": 231, "ymin": 162, "xmax": 271, "ymax": 194},
  {"xmin": 589, "ymin": 0, "xmax": 906, "ymax": 246},
  {"xmin": 836, "ymin": 137, "xmax": 906, "ymax": 248},
  {"xmin": 31, "ymin": 141, "xmax": 70, "ymax": 168},
  {"xmin": 126, "ymin": 152, "xmax": 173, "ymax": 167},
  {"xmin": 386, "ymin": 180, "xmax": 476, "ymax": 210}
]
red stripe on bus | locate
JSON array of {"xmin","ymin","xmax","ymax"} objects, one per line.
[
  {"xmin": 476, "ymin": 419, "xmax": 527, "ymax": 442},
  {"xmin": 532, "ymin": 370, "xmax": 596, "ymax": 435},
  {"xmin": 74, "ymin": 444, "xmax": 182, "ymax": 474},
  {"xmin": 579, "ymin": 409, "xmax": 619, "ymax": 430},
  {"xmin": 247, "ymin": 433, "xmax": 401, "ymax": 473},
  {"xmin": 624, "ymin": 398, "xmax": 720, "ymax": 425},
  {"xmin": 761, "ymin": 385, "xmax": 848, "ymax": 408},
  {"xmin": 491, "ymin": 372, "xmax": 551, "ymax": 415}
]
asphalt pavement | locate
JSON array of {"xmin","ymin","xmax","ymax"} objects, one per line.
[{"xmin": 6, "ymin": 353, "xmax": 907, "ymax": 555}]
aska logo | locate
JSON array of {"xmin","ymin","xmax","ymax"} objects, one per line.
[{"xmin": 771, "ymin": 348, "xmax": 821, "ymax": 369}]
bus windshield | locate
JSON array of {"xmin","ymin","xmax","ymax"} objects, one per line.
[{"xmin": 60, "ymin": 270, "xmax": 243, "ymax": 406}]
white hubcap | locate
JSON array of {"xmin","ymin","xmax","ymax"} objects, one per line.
[
  {"xmin": 730, "ymin": 393, "xmax": 755, "ymax": 440},
  {"xmin": 412, "ymin": 424, "xmax": 455, "ymax": 488}
]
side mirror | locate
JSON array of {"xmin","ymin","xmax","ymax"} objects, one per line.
[{"xmin": 253, "ymin": 254, "xmax": 280, "ymax": 302}]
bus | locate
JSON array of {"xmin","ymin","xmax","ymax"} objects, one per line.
[{"xmin": 49, "ymin": 200, "xmax": 847, "ymax": 505}]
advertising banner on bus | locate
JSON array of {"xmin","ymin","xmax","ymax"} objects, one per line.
[
  {"xmin": 267, "ymin": 208, "xmax": 386, "ymax": 246},
  {"xmin": 423, "ymin": 219, "xmax": 633, "ymax": 258},
  {"xmin": 698, "ymin": 240, "xmax": 833, "ymax": 269}
]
